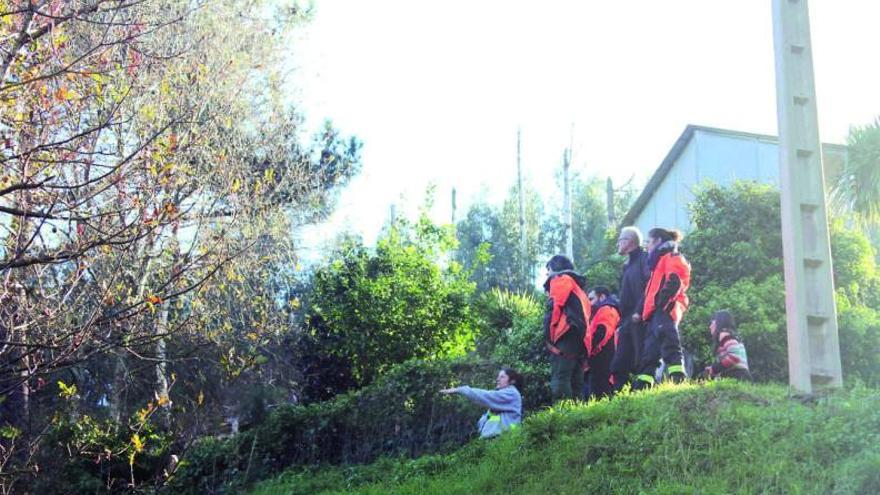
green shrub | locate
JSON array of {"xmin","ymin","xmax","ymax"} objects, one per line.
[
  {"xmin": 170, "ymin": 353, "xmax": 551, "ymax": 494},
  {"xmin": 172, "ymin": 287, "xmax": 556, "ymax": 494},
  {"xmin": 32, "ymin": 397, "xmax": 175, "ymax": 494},
  {"xmin": 681, "ymin": 275, "xmax": 787, "ymax": 381},
  {"xmin": 308, "ymin": 215, "xmax": 476, "ymax": 388},
  {"xmin": 679, "ymin": 182, "xmax": 880, "ymax": 384},
  {"xmin": 582, "ymin": 255, "xmax": 624, "ymax": 292},
  {"xmin": 838, "ymin": 305, "xmax": 880, "ymax": 386}
]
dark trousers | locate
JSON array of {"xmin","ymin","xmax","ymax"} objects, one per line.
[
  {"xmin": 550, "ymin": 353, "xmax": 585, "ymax": 401},
  {"xmin": 636, "ymin": 312, "xmax": 685, "ymax": 384},
  {"xmin": 588, "ymin": 344, "xmax": 615, "ymax": 399},
  {"xmin": 610, "ymin": 319, "xmax": 645, "ymax": 387}
]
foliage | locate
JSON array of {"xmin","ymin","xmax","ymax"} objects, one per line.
[
  {"xmin": 169, "ymin": 356, "xmax": 551, "ymax": 495},
  {"xmin": 684, "ymin": 181, "xmax": 783, "ymax": 290},
  {"xmin": 541, "ymin": 175, "xmax": 611, "ymax": 272},
  {"xmin": 829, "ymin": 220, "xmax": 880, "ymax": 308},
  {"xmin": 471, "ymin": 289, "xmax": 550, "ymax": 404},
  {"xmin": 454, "ymin": 201, "xmax": 507, "ymax": 292},
  {"xmin": 580, "ymin": 228, "xmax": 625, "ymax": 292},
  {"xmin": 473, "ymin": 288, "xmax": 542, "ymax": 347},
  {"xmin": 477, "ymin": 291, "xmax": 544, "ymax": 365},
  {"xmin": 455, "ymin": 186, "xmax": 544, "ymax": 293},
  {"xmin": 837, "ymin": 305, "xmax": 880, "ymax": 386},
  {"xmin": 455, "ymin": 174, "xmax": 631, "ymax": 294},
  {"xmin": 308, "ymin": 213, "xmax": 476, "ymax": 387},
  {"xmin": 832, "ymin": 117, "xmax": 880, "ymax": 224},
  {"xmin": 681, "ymin": 181, "xmax": 880, "ymax": 384},
  {"xmin": 249, "ymin": 381, "xmax": 880, "ymax": 495},
  {"xmin": 681, "ymin": 275, "xmax": 787, "ymax": 381},
  {"xmin": 0, "ymin": 0, "xmax": 360, "ymax": 490},
  {"xmin": 170, "ymin": 282, "xmax": 553, "ymax": 494},
  {"xmin": 33, "ymin": 385, "xmax": 175, "ymax": 493}
]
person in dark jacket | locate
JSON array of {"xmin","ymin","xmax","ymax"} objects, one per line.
[
  {"xmin": 633, "ymin": 227, "xmax": 691, "ymax": 389},
  {"xmin": 609, "ymin": 226, "xmax": 650, "ymax": 389},
  {"xmin": 586, "ymin": 287, "xmax": 620, "ymax": 399},
  {"xmin": 543, "ymin": 255, "xmax": 590, "ymax": 401},
  {"xmin": 703, "ymin": 311, "xmax": 752, "ymax": 381}
]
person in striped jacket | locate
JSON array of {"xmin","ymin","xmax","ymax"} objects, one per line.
[{"xmin": 704, "ymin": 310, "xmax": 752, "ymax": 381}]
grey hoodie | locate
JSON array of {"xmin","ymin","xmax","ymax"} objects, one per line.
[{"xmin": 457, "ymin": 385, "xmax": 522, "ymax": 438}]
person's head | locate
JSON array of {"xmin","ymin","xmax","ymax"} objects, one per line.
[
  {"xmin": 710, "ymin": 310, "xmax": 736, "ymax": 338},
  {"xmin": 646, "ymin": 227, "xmax": 682, "ymax": 254},
  {"xmin": 617, "ymin": 226, "xmax": 643, "ymax": 255},
  {"xmin": 545, "ymin": 254, "xmax": 574, "ymax": 274},
  {"xmin": 588, "ymin": 286, "xmax": 611, "ymax": 305},
  {"xmin": 496, "ymin": 367, "xmax": 522, "ymax": 390}
]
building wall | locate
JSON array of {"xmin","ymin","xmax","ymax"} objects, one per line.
[{"xmin": 632, "ymin": 129, "xmax": 846, "ymax": 235}]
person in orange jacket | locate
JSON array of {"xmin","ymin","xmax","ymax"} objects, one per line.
[
  {"xmin": 585, "ymin": 286, "xmax": 620, "ymax": 399},
  {"xmin": 543, "ymin": 255, "xmax": 591, "ymax": 401},
  {"xmin": 632, "ymin": 227, "xmax": 691, "ymax": 389}
]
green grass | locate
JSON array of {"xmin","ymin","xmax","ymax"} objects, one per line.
[{"xmin": 249, "ymin": 380, "xmax": 880, "ymax": 495}]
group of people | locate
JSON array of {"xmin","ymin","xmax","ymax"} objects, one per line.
[{"xmin": 443, "ymin": 225, "xmax": 752, "ymax": 439}]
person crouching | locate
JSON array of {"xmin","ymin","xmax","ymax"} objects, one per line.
[
  {"xmin": 704, "ymin": 310, "xmax": 752, "ymax": 381},
  {"xmin": 440, "ymin": 368, "xmax": 523, "ymax": 438}
]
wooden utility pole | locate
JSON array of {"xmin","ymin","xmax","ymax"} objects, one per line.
[
  {"xmin": 606, "ymin": 177, "xmax": 615, "ymax": 225},
  {"xmin": 772, "ymin": 0, "xmax": 842, "ymax": 393},
  {"xmin": 562, "ymin": 149, "xmax": 573, "ymax": 260},
  {"xmin": 517, "ymin": 128, "xmax": 527, "ymax": 288},
  {"xmin": 451, "ymin": 187, "xmax": 457, "ymax": 225}
]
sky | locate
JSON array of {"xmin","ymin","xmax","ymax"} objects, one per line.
[{"xmin": 287, "ymin": 0, "xmax": 880, "ymax": 256}]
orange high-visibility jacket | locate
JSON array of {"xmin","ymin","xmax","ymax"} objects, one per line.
[
  {"xmin": 586, "ymin": 304, "xmax": 620, "ymax": 357},
  {"xmin": 547, "ymin": 275, "xmax": 591, "ymax": 344},
  {"xmin": 642, "ymin": 252, "xmax": 691, "ymax": 324}
]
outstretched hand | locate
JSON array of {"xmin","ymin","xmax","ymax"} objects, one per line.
[{"xmin": 440, "ymin": 387, "xmax": 460, "ymax": 395}]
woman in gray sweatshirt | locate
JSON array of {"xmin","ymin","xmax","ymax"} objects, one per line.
[{"xmin": 440, "ymin": 367, "xmax": 523, "ymax": 438}]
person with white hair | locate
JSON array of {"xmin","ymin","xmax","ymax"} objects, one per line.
[{"xmin": 609, "ymin": 226, "xmax": 650, "ymax": 390}]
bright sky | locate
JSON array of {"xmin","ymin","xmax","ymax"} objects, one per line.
[{"xmin": 289, "ymin": 0, "xmax": 880, "ymax": 255}]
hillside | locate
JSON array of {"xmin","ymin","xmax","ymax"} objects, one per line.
[{"xmin": 249, "ymin": 381, "xmax": 880, "ymax": 495}]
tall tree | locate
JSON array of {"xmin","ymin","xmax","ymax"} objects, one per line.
[
  {"xmin": 543, "ymin": 174, "xmax": 612, "ymax": 273},
  {"xmin": 0, "ymin": 1, "xmax": 360, "ymax": 489},
  {"xmin": 456, "ymin": 185, "xmax": 543, "ymax": 292},
  {"xmin": 832, "ymin": 118, "xmax": 880, "ymax": 224}
]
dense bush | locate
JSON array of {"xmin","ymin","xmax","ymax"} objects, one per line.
[
  {"xmin": 474, "ymin": 289, "xmax": 552, "ymax": 408},
  {"xmin": 830, "ymin": 222, "xmax": 880, "ymax": 308},
  {"xmin": 169, "ymin": 283, "xmax": 558, "ymax": 494},
  {"xmin": 838, "ymin": 305, "xmax": 880, "ymax": 386},
  {"xmin": 307, "ymin": 214, "xmax": 477, "ymax": 388},
  {"xmin": 473, "ymin": 289, "xmax": 544, "ymax": 362},
  {"xmin": 582, "ymin": 256, "xmax": 624, "ymax": 293},
  {"xmin": 684, "ymin": 182, "xmax": 783, "ymax": 291},
  {"xmin": 681, "ymin": 182, "xmax": 880, "ymax": 384},
  {"xmin": 170, "ymin": 353, "xmax": 551, "ymax": 494},
  {"xmin": 31, "ymin": 390, "xmax": 177, "ymax": 494},
  {"xmin": 682, "ymin": 275, "xmax": 787, "ymax": 380}
]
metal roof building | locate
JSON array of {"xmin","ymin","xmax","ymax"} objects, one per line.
[{"xmin": 621, "ymin": 125, "xmax": 847, "ymax": 234}]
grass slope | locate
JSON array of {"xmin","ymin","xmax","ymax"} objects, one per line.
[{"xmin": 249, "ymin": 381, "xmax": 880, "ymax": 495}]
